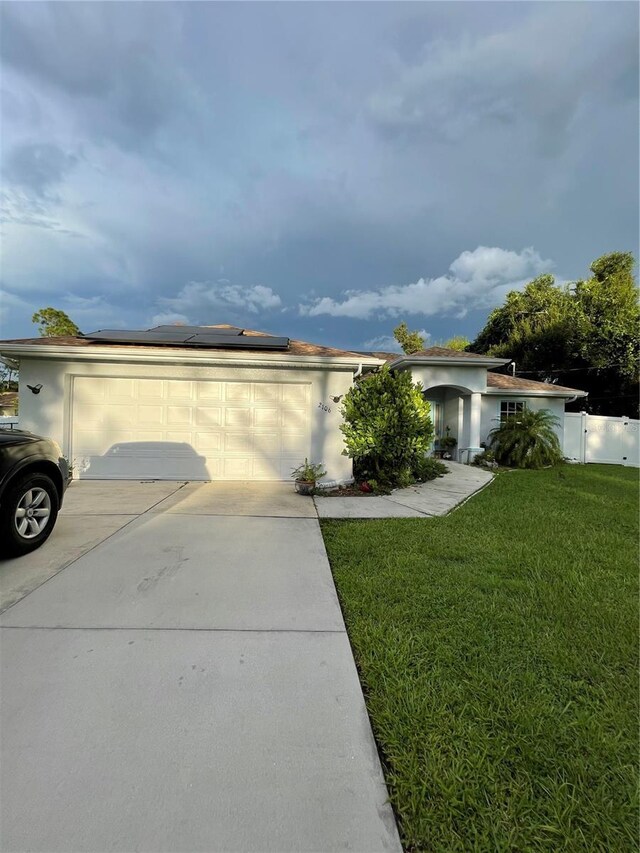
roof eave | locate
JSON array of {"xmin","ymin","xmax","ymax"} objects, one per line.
[
  {"xmin": 0, "ymin": 343, "xmax": 384, "ymax": 370},
  {"xmin": 484, "ymin": 387, "xmax": 588, "ymax": 398},
  {"xmin": 390, "ymin": 355, "xmax": 510, "ymax": 369}
]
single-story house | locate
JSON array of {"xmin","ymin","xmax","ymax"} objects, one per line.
[
  {"xmin": 0, "ymin": 325, "xmax": 586, "ymax": 480},
  {"xmin": 0, "ymin": 391, "xmax": 18, "ymax": 416},
  {"xmin": 365, "ymin": 347, "xmax": 587, "ymax": 463}
]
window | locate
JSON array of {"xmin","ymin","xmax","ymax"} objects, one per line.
[{"xmin": 500, "ymin": 400, "xmax": 526, "ymax": 423}]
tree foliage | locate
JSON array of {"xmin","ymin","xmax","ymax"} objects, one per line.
[
  {"xmin": 488, "ymin": 409, "xmax": 563, "ymax": 469},
  {"xmin": 393, "ymin": 322, "xmax": 425, "ymax": 354},
  {"xmin": 470, "ymin": 252, "xmax": 639, "ymax": 416},
  {"xmin": 340, "ymin": 366, "xmax": 433, "ymax": 486},
  {"xmin": 0, "ymin": 361, "xmax": 18, "ymax": 391},
  {"xmin": 441, "ymin": 335, "xmax": 471, "ymax": 351},
  {"xmin": 32, "ymin": 307, "xmax": 80, "ymax": 337}
]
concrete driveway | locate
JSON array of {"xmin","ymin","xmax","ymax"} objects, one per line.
[{"xmin": 0, "ymin": 482, "xmax": 400, "ymax": 853}]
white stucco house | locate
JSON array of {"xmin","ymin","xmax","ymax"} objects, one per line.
[
  {"xmin": 371, "ymin": 347, "xmax": 587, "ymax": 463},
  {"xmin": 0, "ymin": 325, "xmax": 586, "ymax": 481}
]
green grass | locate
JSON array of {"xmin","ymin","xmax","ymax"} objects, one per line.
[{"xmin": 321, "ymin": 465, "xmax": 639, "ymax": 852}]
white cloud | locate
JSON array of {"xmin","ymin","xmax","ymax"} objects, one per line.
[
  {"xmin": 300, "ymin": 246, "xmax": 553, "ymax": 320},
  {"xmin": 156, "ymin": 280, "xmax": 282, "ymax": 322},
  {"xmin": 362, "ymin": 330, "xmax": 430, "ymax": 353},
  {"xmin": 150, "ymin": 312, "xmax": 189, "ymax": 326}
]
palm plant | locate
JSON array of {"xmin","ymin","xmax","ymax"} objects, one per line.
[{"xmin": 488, "ymin": 409, "xmax": 563, "ymax": 469}]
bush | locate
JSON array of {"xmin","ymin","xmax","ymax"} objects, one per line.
[
  {"xmin": 472, "ymin": 449, "xmax": 497, "ymax": 469},
  {"xmin": 488, "ymin": 409, "xmax": 563, "ymax": 469},
  {"xmin": 340, "ymin": 366, "xmax": 433, "ymax": 487},
  {"xmin": 413, "ymin": 456, "xmax": 449, "ymax": 482}
]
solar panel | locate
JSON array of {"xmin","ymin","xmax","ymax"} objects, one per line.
[
  {"xmin": 188, "ymin": 334, "xmax": 290, "ymax": 349},
  {"xmin": 151, "ymin": 325, "xmax": 243, "ymax": 336},
  {"xmin": 83, "ymin": 328, "xmax": 290, "ymax": 350}
]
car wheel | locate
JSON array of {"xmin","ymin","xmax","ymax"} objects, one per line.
[{"xmin": 0, "ymin": 473, "xmax": 60, "ymax": 558}]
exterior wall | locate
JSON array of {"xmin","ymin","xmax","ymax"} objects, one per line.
[
  {"xmin": 480, "ymin": 395, "xmax": 566, "ymax": 447},
  {"xmin": 409, "ymin": 364, "xmax": 487, "ymax": 394},
  {"xmin": 443, "ymin": 392, "xmax": 463, "ymax": 443},
  {"xmin": 17, "ymin": 357, "xmax": 355, "ymax": 482}
]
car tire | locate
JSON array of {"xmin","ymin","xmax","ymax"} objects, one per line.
[{"xmin": 0, "ymin": 473, "xmax": 60, "ymax": 558}]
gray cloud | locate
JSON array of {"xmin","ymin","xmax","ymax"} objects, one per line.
[
  {"xmin": 3, "ymin": 143, "xmax": 77, "ymax": 196},
  {"xmin": 0, "ymin": 1, "xmax": 637, "ymax": 345}
]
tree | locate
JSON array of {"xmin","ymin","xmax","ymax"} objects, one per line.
[
  {"xmin": 32, "ymin": 307, "xmax": 80, "ymax": 337},
  {"xmin": 469, "ymin": 253, "xmax": 639, "ymax": 417},
  {"xmin": 442, "ymin": 335, "xmax": 470, "ymax": 351},
  {"xmin": 488, "ymin": 409, "xmax": 563, "ymax": 469},
  {"xmin": 340, "ymin": 365, "xmax": 433, "ymax": 486},
  {"xmin": 393, "ymin": 322, "xmax": 425, "ymax": 354},
  {"xmin": 0, "ymin": 360, "xmax": 18, "ymax": 391}
]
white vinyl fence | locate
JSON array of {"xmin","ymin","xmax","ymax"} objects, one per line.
[
  {"xmin": 0, "ymin": 416, "xmax": 19, "ymax": 430},
  {"xmin": 564, "ymin": 412, "xmax": 640, "ymax": 467}
]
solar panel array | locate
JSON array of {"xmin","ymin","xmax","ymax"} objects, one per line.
[{"xmin": 82, "ymin": 326, "xmax": 290, "ymax": 350}]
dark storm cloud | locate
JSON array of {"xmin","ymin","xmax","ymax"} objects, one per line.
[
  {"xmin": 3, "ymin": 143, "xmax": 77, "ymax": 196},
  {"xmin": 0, "ymin": 1, "xmax": 637, "ymax": 346}
]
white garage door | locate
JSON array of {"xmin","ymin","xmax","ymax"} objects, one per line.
[{"xmin": 71, "ymin": 376, "xmax": 311, "ymax": 480}]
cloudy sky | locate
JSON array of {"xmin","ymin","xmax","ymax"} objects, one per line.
[{"xmin": 1, "ymin": 1, "xmax": 638, "ymax": 352}]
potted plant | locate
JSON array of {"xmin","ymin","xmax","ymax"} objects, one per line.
[
  {"xmin": 439, "ymin": 426, "xmax": 457, "ymax": 459},
  {"xmin": 291, "ymin": 458, "xmax": 327, "ymax": 495}
]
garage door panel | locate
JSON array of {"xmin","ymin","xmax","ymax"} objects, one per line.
[
  {"xmin": 166, "ymin": 380, "xmax": 194, "ymax": 400},
  {"xmin": 282, "ymin": 385, "xmax": 307, "ymax": 403},
  {"xmin": 224, "ymin": 433, "xmax": 253, "ymax": 453},
  {"xmin": 138, "ymin": 379, "xmax": 164, "ymax": 399},
  {"xmin": 197, "ymin": 383, "xmax": 222, "ymax": 401},
  {"xmin": 166, "ymin": 406, "xmax": 192, "ymax": 426},
  {"xmin": 194, "ymin": 432, "xmax": 222, "ymax": 452},
  {"xmin": 195, "ymin": 407, "xmax": 222, "ymax": 427},
  {"xmin": 225, "ymin": 408, "xmax": 251, "ymax": 427},
  {"xmin": 254, "ymin": 408, "xmax": 279, "ymax": 427},
  {"xmin": 254, "ymin": 384, "xmax": 281, "ymax": 403},
  {"xmin": 225, "ymin": 383, "xmax": 252, "ymax": 403},
  {"xmin": 138, "ymin": 405, "xmax": 163, "ymax": 426},
  {"xmin": 72, "ymin": 377, "xmax": 310, "ymax": 480}
]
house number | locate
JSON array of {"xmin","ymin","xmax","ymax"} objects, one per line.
[{"xmin": 318, "ymin": 402, "xmax": 332, "ymax": 413}]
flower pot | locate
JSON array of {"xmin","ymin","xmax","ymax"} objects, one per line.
[{"xmin": 295, "ymin": 479, "xmax": 315, "ymax": 496}]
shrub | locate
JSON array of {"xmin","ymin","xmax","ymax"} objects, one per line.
[
  {"xmin": 413, "ymin": 456, "xmax": 448, "ymax": 482},
  {"xmin": 340, "ymin": 366, "xmax": 433, "ymax": 487},
  {"xmin": 472, "ymin": 449, "xmax": 497, "ymax": 468},
  {"xmin": 488, "ymin": 409, "xmax": 563, "ymax": 469}
]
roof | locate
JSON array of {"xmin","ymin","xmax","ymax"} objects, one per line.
[
  {"xmin": 354, "ymin": 350, "xmax": 399, "ymax": 363},
  {"xmin": 410, "ymin": 346, "xmax": 498, "ymax": 360},
  {"xmin": 0, "ymin": 391, "xmax": 18, "ymax": 406},
  {"xmin": 0, "ymin": 325, "xmax": 376, "ymax": 362},
  {"xmin": 487, "ymin": 372, "xmax": 586, "ymax": 396}
]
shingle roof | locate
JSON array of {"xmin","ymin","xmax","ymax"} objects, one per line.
[
  {"xmin": 411, "ymin": 346, "xmax": 499, "ymax": 359},
  {"xmin": 0, "ymin": 325, "xmax": 376, "ymax": 361},
  {"xmin": 487, "ymin": 372, "xmax": 586, "ymax": 395}
]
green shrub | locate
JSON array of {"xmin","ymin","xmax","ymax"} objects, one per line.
[
  {"xmin": 488, "ymin": 409, "xmax": 563, "ymax": 469},
  {"xmin": 413, "ymin": 455, "xmax": 448, "ymax": 482},
  {"xmin": 472, "ymin": 449, "xmax": 497, "ymax": 468},
  {"xmin": 340, "ymin": 366, "xmax": 433, "ymax": 487}
]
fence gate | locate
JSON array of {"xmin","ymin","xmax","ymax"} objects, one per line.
[{"xmin": 564, "ymin": 412, "xmax": 640, "ymax": 467}]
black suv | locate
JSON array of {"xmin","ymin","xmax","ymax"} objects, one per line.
[{"xmin": 0, "ymin": 430, "xmax": 71, "ymax": 557}]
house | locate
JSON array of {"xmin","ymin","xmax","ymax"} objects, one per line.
[
  {"xmin": 0, "ymin": 325, "xmax": 381, "ymax": 482},
  {"xmin": 0, "ymin": 391, "xmax": 18, "ymax": 416},
  {"xmin": 368, "ymin": 347, "xmax": 587, "ymax": 462},
  {"xmin": 0, "ymin": 326, "xmax": 586, "ymax": 480}
]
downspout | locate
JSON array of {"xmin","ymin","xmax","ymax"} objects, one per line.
[{"xmin": 353, "ymin": 362, "xmax": 363, "ymax": 379}]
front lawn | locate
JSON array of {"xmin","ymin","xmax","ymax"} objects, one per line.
[{"xmin": 322, "ymin": 465, "xmax": 639, "ymax": 851}]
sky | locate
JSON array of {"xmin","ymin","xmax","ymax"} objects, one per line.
[{"xmin": 1, "ymin": 1, "xmax": 638, "ymax": 353}]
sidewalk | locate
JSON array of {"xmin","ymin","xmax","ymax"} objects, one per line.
[{"xmin": 315, "ymin": 461, "xmax": 494, "ymax": 519}]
